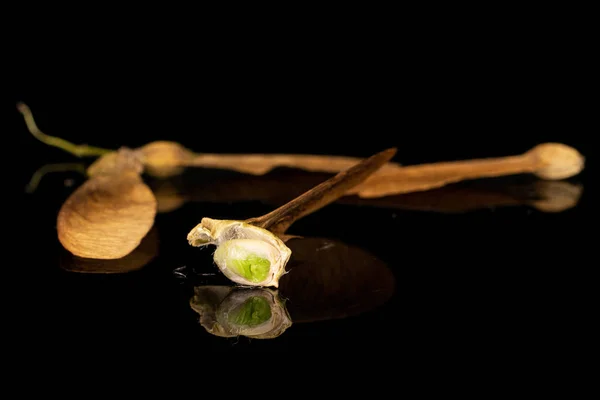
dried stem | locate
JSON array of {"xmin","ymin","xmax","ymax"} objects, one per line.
[
  {"xmin": 246, "ymin": 147, "xmax": 397, "ymax": 234},
  {"xmin": 185, "ymin": 153, "xmax": 402, "ymax": 175},
  {"xmin": 17, "ymin": 102, "xmax": 112, "ymax": 157}
]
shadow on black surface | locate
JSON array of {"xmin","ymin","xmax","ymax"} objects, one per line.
[{"xmin": 188, "ymin": 236, "xmax": 396, "ymax": 340}]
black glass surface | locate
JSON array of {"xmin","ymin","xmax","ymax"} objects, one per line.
[{"xmin": 15, "ymin": 150, "xmax": 589, "ymax": 356}]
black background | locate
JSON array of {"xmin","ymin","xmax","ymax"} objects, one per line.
[
  {"xmin": 10, "ymin": 9, "xmax": 592, "ymax": 163},
  {"xmin": 8, "ymin": 9, "xmax": 593, "ymax": 365}
]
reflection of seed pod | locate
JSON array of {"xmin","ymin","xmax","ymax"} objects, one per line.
[
  {"xmin": 216, "ymin": 288, "xmax": 292, "ymax": 339},
  {"xmin": 60, "ymin": 226, "xmax": 159, "ymax": 274},
  {"xmin": 190, "ymin": 286, "xmax": 234, "ymax": 338},
  {"xmin": 529, "ymin": 181, "xmax": 583, "ymax": 213},
  {"xmin": 190, "ymin": 286, "xmax": 292, "ymax": 339},
  {"xmin": 150, "ymin": 180, "xmax": 188, "ymax": 213},
  {"xmin": 279, "ymin": 237, "xmax": 395, "ymax": 323}
]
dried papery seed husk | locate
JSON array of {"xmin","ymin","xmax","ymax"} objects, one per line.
[
  {"xmin": 86, "ymin": 147, "xmax": 144, "ymax": 177},
  {"xmin": 184, "ymin": 152, "xmax": 404, "ymax": 176},
  {"xmin": 59, "ymin": 226, "xmax": 159, "ymax": 273},
  {"xmin": 134, "ymin": 143, "xmax": 404, "ymax": 182},
  {"xmin": 190, "ymin": 286, "xmax": 292, "ymax": 339},
  {"xmin": 187, "ymin": 218, "xmax": 291, "ymax": 287},
  {"xmin": 146, "ymin": 143, "xmax": 582, "ymax": 200},
  {"xmin": 19, "ymin": 101, "xmax": 403, "ymax": 183},
  {"xmin": 348, "ymin": 142, "xmax": 585, "ymax": 199},
  {"xmin": 143, "ymin": 143, "xmax": 585, "ymax": 214},
  {"xmin": 525, "ymin": 143, "xmax": 585, "ymax": 180},
  {"xmin": 278, "ymin": 237, "xmax": 395, "ymax": 323},
  {"xmin": 136, "ymin": 141, "xmax": 195, "ymax": 178},
  {"xmin": 17, "ymin": 103, "xmax": 159, "ymax": 259},
  {"xmin": 57, "ymin": 151, "xmax": 157, "ymax": 259},
  {"xmin": 19, "ymin": 102, "xmax": 585, "ymax": 206}
]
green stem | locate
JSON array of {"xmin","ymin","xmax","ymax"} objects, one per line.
[{"xmin": 17, "ymin": 102, "xmax": 113, "ymax": 158}]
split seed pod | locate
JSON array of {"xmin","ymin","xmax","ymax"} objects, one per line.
[{"xmin": 188, "ymin": 218, "xmax": 292, "ymax": 287}]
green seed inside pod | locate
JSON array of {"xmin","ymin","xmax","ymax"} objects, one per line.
[
  {"xmin": 213, "ymin": 239, "xmax": 276, "ymax": 283},
  {"xmin": 227, "ymin": 296, "xmax": 272, "ymax": 327},
  {"xmin": 229, "ymin": 256, "xmax": 271, "ymax": 283}
]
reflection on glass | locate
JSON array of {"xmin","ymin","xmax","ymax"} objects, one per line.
[
  {"xmin": 279, "ymin": 237, "xmax": 395, "ymax": 323},
  {"xmin": 527, "ymin": 181, "xmax": 583, "ymax": 213},
  {"xmin": 148, "ymin": 169, "xmax": 583, "ymax": 214},
  {"xmin": 189, "ymin": 237, "xmax": 395, "ymax": 339},
  {"xmin": 59, "ymin": 226, "xmax": 159, "ymax": 274},
  {"xmin": 190, "ymin": 286, "xmax": 292, "ymax": 339},
  {"xmin": 25, "ymin": 162, "xmax": 87, "ymax": 193},
  {"xmin": 342, "ymin": 179, "xmax": 583, "ymax": 213}
]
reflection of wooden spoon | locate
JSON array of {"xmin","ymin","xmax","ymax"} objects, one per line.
[
  {"xmin": 59, "ymin": 226, "xmax": 159, "ymax": 274},
  {"xmin": 148, "ymin": 169, "xmax": 583, "ymax": 214}
]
